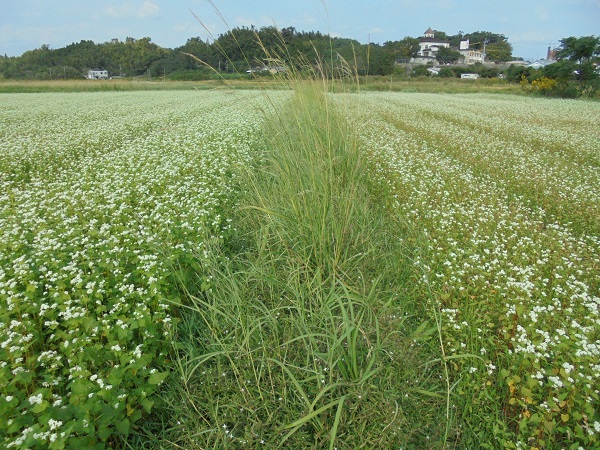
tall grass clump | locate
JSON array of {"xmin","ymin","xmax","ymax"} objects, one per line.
[{"xmin": 151, "ymin": 43, "xmax": 448, "ymax": 446}]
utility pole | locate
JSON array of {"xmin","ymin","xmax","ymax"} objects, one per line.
[{"xmin": 483, "ymin": 39, "xmax": 489, "ymax": 63}]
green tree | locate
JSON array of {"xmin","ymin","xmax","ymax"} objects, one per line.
[
  {"xmin": 463, "ymin": 31, "xmax": 512, "ymax": 62},
  {"xmin": 433, "ymin": 30, "xmax": 449, "ymax": 41},
  {"xmin": 214, "ymin": 27, "xmax": 261, "ymax": 71},
  {"xmin": 383, "ymin": 37, "xmax": 420, "ymax": 62},
  {"xmin": 447, "ymin": 31, "xmax": 465, "ymax": 49},
  {"xmin": 176, "ymin": 37, "xmax": 217, "ymax": 70},
  {"xmin": 411, "ymin": 65, "xmax": 430, "ymax": 77},
  {"xmin": 505, "ymin": 64, "xmax": 532, "ymax": 83},
  {"xmin": 485, "ymin": 41, "xmax": 513, "ymax": 62},
  {"xmin": 438, "ymin": 67, "xmax": 455, "ymax": 77},
  {"xmin": 435, "ymin": 46, "xmax": 461, "ymax": 64},
  {"xmin": 551, "ymin": 36, "xmax": 599, "ymax": 94},
  {"xmin": 475, "ymin": 65, "xmax": 499, "ymax": 78},
  {"xmin": 555, "ymin": 36, "xmax": 600, "ymax": 63},
  {"xmin": 367, "ymin": 45, "xmax": 396, "ymax": 75}
]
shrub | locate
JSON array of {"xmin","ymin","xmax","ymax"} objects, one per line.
[
  {"xmin": 531, "ymin": 76, "xmax": 558, "ymax": 94},
  {"xmin": 411, "ymin": 65, "xmax": 430, "ymax": 77},
  {"xmin": 167, "ymin": 69, "xmax": 211, "ymax": 81}
]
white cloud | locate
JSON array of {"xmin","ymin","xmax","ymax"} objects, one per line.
[
  {"xmin": 138, "ymin": 1, "xmax": 159, "ymax": 18},
  {"xmin": 105, "ymin": 1, "xmax": 159, "ymax": 20}
]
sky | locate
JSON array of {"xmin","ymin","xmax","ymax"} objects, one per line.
[{"xmin": 1, "ymin": 0, "xmax": 599, "ymax": 61}]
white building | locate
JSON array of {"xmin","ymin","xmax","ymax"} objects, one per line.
[
  {"xmin": 87, "ymin": 69, "xmax": 108, "ymax": 80},
  {"xmin": 458, "ymin": 39, "xmax": 485, "ymax": 64},
  {"xmin": 412, "ymin": 28, "xmax": 450, "ymax": 63}
]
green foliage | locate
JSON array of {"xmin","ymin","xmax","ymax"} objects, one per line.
[
  {"xmin": 411, "ymin": 64, "xmax": 431, "ymax": 77},
  {"xmin": 556, "ymin": 35, "xmax": 600, "ymax": 63},
  {"xmin": 427, "ymin": 64, "xmax": 496, "ymax": 79},
  {"xmin": 0, "ymin": 91, "xmax": 270, "ymax": 448},
  {"xmin": 516, "ymin": 57, "xmax": 600, "ymax": 98},
  {"xmin": 463, "ymin": 31, "xmax": 512, "ymax": 62},
  {"xmin": 435, "ymin": 46, "xmax": 461, "ymax": 64},
  {"xmin": 0, "ymin": 38, "xmax": 168, "ymax": 79},
  {"xmin": 474, "ymin": 65, "xmax": 499, "ymax": 78},
  {"xmin": 383, "ymin": 37, "xmax": 420, "ymax": 62},
  {"xmin": 485, "ymin": 41, "xmax": 513, "ymax": 62},
  {"xmin": 505, "ymin": 64, "xmax": 536, "ymax": 83},
  {"xmin": 0, "ymin": 27, "xmax": 518, "ymax": 81},
  {"xmin": 510, "ymin": 35, "xmax": 600, "ymax": 98},
  {"xmin": 366, "ymin": 45, "xmax": 396, "ymax": 75},
  {"xmin": 438, "ymin": 67, "xmax": 455, "ymax": 78},
  {"xmin": 346, "ymin": 91, "xmax": 600, "ymax": 449},
  {"xmin": 152, "ymin": 82, "xmax": 447, "ymax": 448}
]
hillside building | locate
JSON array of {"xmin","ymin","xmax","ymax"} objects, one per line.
[
  {"xmin": 412, "ymin": 28, "xmax": 450, "ymax": 64},
  {"xmin": 458, "ymin": 39, "xmax": 485, "ymax": 64}
]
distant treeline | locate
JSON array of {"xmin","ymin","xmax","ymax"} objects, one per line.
[{"xmin": 0, "ymin": 26, "xmax": 513, "ymax": 80}]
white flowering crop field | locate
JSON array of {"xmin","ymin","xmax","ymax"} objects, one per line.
[
  {"xmin": 0, "ymin": 90, "xmax": 288, "ymax": 449},
  {"xmin": 1, "ymin": 88, "xmax": 598, "ymax": 448},
  {"xmin": 344, "ymin": 92, "xmax": 600, "ymax": 448}
]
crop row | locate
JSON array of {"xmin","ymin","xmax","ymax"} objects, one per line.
[
  {"xmin": 344, "ymin": 92, "xmax": 599, "ymax": 448},
  {"xmin": 0, "ymin": 90, "xmax": 287, "ymax": 448}
]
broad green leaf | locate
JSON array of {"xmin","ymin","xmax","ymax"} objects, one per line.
[{"xmin": 148, "ymin": 370, "xmax": 169, "ymax": 385}]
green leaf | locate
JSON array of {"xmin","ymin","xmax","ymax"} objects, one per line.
[
  {"xmin": 521, "ymin": 387, "xmax": 532, "ymax": 397},
  {"xmin": 98, "ymin": 424, "xmax": 112, "ymax": 441},
  {"xmin": 411, "ymin": 388, "xmax": 445, "ymax": 399},
  {"xmin": 141, "ymin": 398, "xmax": 154, "ymax": 414},
  {"xmin": 31, "ymin": 400, "xmax": 49, "ymax": 413},
  {"xmin": 116, "ymin": 418, "xmax": 130, "ymax": 436},
  {"xmin": 543, "ymin": 420, "xmax": 555, "ymax": 432},
  {"xmin": 329, "ymin": 396, "xmax": 346, "ymax": 450},
  {"xmin": 148, "ymin": 370, "xmax": 169, "ymax": 385},
  {"xmin": 130, "ymin": 408, "xmax": 142, "ymax": 423},
  {"xmin": 412, "ymin": 320, "xmax": 436, "ymax": 341}
]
